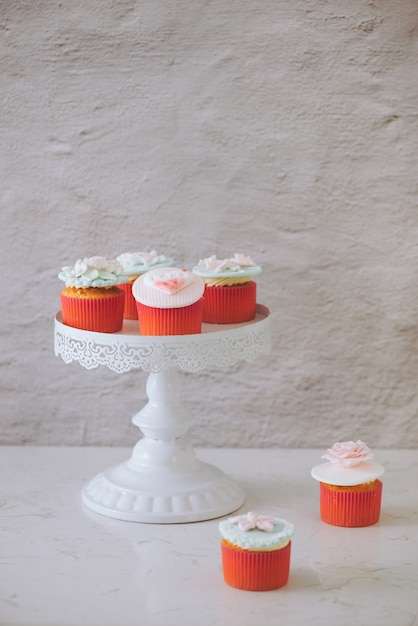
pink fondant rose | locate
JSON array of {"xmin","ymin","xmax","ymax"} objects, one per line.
[
  {"xmin": 322, "ymin": 440, "xmax": 373, "ymax": 467},
  {"xmin": 229, "ymin": 511, "xmax": 275, "ymax": 532}
]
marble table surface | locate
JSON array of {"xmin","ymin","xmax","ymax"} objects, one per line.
[{"xmin": 1, "ymin": 446, "xmax": 417, "ymax": 626}]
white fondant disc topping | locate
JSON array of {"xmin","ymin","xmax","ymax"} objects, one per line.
[
  {"xmin": 311, "ymin": 461, "xmax": 384, "ymax": 486},
  {"xmin": 132, "ymin": 267, "xmax": 204, "ymax": 309}
]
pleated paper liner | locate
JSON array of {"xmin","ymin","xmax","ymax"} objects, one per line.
[
  {"xmin": 221, "ymin": 539, "xmax": 292, "ymax": 591},
  {"xmin": 136, "ymin": 299, "xmax": 204, "ymax": 335},
  {"xmin": 319, "ymin": 480, "xmax": 383, "ymax": 527},
  {"xmin": 118, "ymin": 281, "xmax": 138, "ymax": 320},
  {"xmin": 60, "ymin": 287, "xmax": 125, "ymax": 333},
  {"xmin": 202, "ymin": 281, "xmax": 257, "ymax": 323}
]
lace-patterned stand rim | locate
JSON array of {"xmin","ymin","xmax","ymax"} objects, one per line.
[{"xmin": 54, "ymin": 305, "xmax": 271, "ymax": 523}]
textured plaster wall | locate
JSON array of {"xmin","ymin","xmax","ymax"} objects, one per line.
[{"xmin": 1, "ymin": 0, "xmax": 418, "ymax": 448}]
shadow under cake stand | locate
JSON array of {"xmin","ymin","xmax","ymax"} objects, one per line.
[{"xmin": 54, "ymin": 305, "xmax": 271, "ymax": 523}]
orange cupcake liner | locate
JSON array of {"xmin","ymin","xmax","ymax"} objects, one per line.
[
  {"xmin": 221, "ymin": 540, "xmax": 291, "ymax": 591},
  {"xmin": 136, "ymin": 299, "xmax": 204, "ymax": 335},
  {"xmin": 319, "ymin": 480, "xmax": 383, "ymax": 527},
  {"xmin": 118, "ymin": 281, "xmax": 138, "ymax": 320},
  {"xmin": 202, "ymin": 282, "xmax": 257, "ymax": 324},
  {"xmin": 60, "ymin": 289, "xmax": 125, "ymax": 333}
]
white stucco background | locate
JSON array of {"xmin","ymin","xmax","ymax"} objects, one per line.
[{"xmin": 1, "ymin": 0, "xmax": 418, "ymax": 448}]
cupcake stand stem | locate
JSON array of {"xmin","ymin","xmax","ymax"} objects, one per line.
[{"xmin": 54, "ymin": 305, "xmax": 271, "ymax": 524}]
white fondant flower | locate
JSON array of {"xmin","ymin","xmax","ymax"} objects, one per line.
[
  {"xmin": 58, "ymin": 256, "xmax": 127, "ymax": 287},
  {"xmin": 197, "ymin": 254, "xmax": 254, "ymax": 273},
  {"xmin": 72, "ymin": 256, "xmax": 123, "ymax": 277},
  {"xmin": 197, "ymin": 255, "xmax": 224, "ymax": 271},
  {"xmin": 322, "ymin": 440, "xmax": 374, "ymax": 467},
  {"xmin": 232, "ymin": 253, "xmax": 256, "ymax": 267},
  {"xmin": 117, "ymin": 251, "xmax": 167, "ymax": 267},
  {"xmin": 216, "ymin": 258, "xmax": 240, "ymax": 272},
  {"xmin": 228, "ymin": 511, "xmax": 275, "ymax": 532}
]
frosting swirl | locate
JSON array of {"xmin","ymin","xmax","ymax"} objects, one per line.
[
  {"xmin": 58, "ymin": 256, "xmax": 128, "ymax": 288},
  {"xmin": 116, "ymin": 251, "xmax": 174, "ymax": 275}
]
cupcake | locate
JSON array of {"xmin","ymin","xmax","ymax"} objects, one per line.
[
  {"xmin": 192, "ymin": 253, "xmax": 262, "ymax": 324},
  {"xmin": 311, "ymin": 440, "xmax": 384, "ymax": 527},
  {"xmin": 219, "ymin": 511, "xmax": 295, "ymax": 591},
  {"xmin": 116, "ymin": 250, "xmax": 174, "ymax": 319},
  {"xmin": 132, "ymin": 267, "xmax": 204, "ymax": 335},
  {"xmin": 58, "ymin": 256, "xmax": 128, "ymax": 333}
]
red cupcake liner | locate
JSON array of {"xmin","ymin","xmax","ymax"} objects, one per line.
[
  {"xmin": 319, "ymin": 480, "xmax": 383, "ymax": 527},
  {"xmin": 221, "ymin": 540, "xmax": 291, "ymax": 591},
  {"xmin": 202, "ymin": 282, "xmax": 257, "ymax": 324},
  {"xmin": 118, "ymin": 281, "xmax": 138, "ymax": 320},
  {"xmin": 136, "ymin": 299, "xmax": 203, "ymax": 335},
  {"xmin": 60, "ymin": 289, "xmax": 125, "ymax": 333}
]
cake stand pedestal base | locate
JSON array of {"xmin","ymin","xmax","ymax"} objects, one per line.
[
  {"xmin": 81, "ymin": 369, "xmax": 245, "ymax": 523},
  {"xmin": 81, "ymin": 450, "xmax": 245, "ymax": 524}
]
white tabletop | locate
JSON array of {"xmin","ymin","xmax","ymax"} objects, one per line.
[{"xmin": 1, "ymin": 446, "xmax": 417, "ymax": 626}]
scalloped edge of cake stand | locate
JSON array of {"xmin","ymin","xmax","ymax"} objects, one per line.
[{"xmin": 81, "ymin": 456, "xmax": 245, "ymax": 523}]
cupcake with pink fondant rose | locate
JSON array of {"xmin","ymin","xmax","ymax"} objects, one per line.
[{"xmin": 311, "ymin": 440, "xmax": 384, "ymax": 527}]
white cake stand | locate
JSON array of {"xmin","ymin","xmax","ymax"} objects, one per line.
[{"xmin": 54, "ymin": 305, "xmax": 271, "ymax": 523}]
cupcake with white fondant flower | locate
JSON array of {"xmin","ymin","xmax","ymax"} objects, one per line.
[
  {"xmin": 192, "ymin": 253, "xmax": 262, "ymax": 324},
  {"xmin": 219, "ymin": 511, "xmax": 294, "ymax": 591},
  {"xmin": 116, "ymin": 250, "xmax": 174, "ymax": 319},
  {"xmin": 132, "ymin": 267, "xmax": 204, "ymax": 335},
  {"xmin": 58, "ymin": 256, "xmax": 128, "ymax": 333},
  {"xmin": 311, "ymin": 440, "xmax": 384, "ymax": 527}
]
